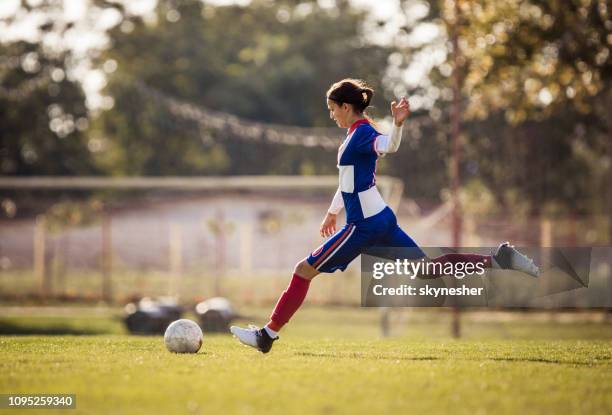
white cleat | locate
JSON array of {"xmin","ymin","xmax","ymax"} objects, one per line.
[
  {"xmin": 230, "ymin": 325, "xmax": 259, "ymax": 349},
  {"xmin": 230, "ymin": 324, "xmax": 277, "ymax": 353},
  {"xmin": 492, "ymin": 242, "xmax": 540, "ymax": 278}
]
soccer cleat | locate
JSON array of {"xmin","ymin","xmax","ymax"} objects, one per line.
[
  {"xmin": 492, "ymin": 242, "xmax": 540, "ymax": 278},
  {"xmin": 230, "ymin": 324, "xmax": 278, "ymax": 354}
]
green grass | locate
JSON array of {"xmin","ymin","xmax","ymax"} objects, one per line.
[{"xmin": 0, "ymin": 307, "xmax": 611, "ymax": 415}]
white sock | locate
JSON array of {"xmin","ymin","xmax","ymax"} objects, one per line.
[{"xmin": 263, "ymin": 325, "xmax": 278, "ymax": 339}]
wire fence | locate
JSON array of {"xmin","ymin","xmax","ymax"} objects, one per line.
[
  {"xmin": 1, "ymin": 183, "xmax": 608, "ymax": 307},
  {"xmin": 0, "ymin": 175, "xmax": 403, "ymax": 305}
]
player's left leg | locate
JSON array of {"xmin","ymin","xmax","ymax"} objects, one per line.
[
  {"xmin": 376, "ymin": 222, "xmax": 427, "ymax": 258},
  {"xmin": 379, "ymin": 224, "xmax": 485, "ymax": 279},
  {"xmin": 490, "ymin": 241, "xmax": 540, "ymax": 277},
  {"xmin": 427, "ymin": 242, "xmax": 539, "ymax": 278},
  {"xmin": 380, "ymin": 224, "xmax": 539, "ymax": 278}
]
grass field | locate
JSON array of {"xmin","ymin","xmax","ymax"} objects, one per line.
[{"xmin": 1, "ymin": 307, "xmax": 611, "ymax": 415}]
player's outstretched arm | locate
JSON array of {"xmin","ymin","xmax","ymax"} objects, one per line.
[{"xmin": 375, "ymin": 97, "xmax": 410, "ymax": 154}]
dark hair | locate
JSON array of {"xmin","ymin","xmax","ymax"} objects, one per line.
[{"xmin": 326, "ymin": 78, "xmax": 374, "ymax": 113}]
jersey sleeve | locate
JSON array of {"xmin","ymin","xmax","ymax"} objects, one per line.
[
  {"xmin": 374, "ymin": 124, "xmax": 403, "ymax": 154},
  {"xmin": 328, "ymin": 187, "xmax": 344, "ymax": 214}
]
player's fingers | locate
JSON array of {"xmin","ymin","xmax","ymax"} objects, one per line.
[{"xmin": 322, "ymin": 226, "xmax": 330, "ymax": 237}]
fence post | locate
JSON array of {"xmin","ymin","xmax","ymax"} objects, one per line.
[
  {"xmin": 101, "ymin": 213, "xmax": 113, "ymax": 303},
  {"xmin": 239, "ymin": 223, "xmax": 253, "ymax": 275},
  {"xmin": 169, "ymin": 223, "xmax": 183, "ymax": 298},
  {"xmin": 380, "ymin": 308, "xmax": 390, "ymax": 337},
  {"xmin": 34, "ymin": 215, "xmax": 47, "ymax": 299},
  {"xmin": 540, "ymin": 217, "xmax": 553, "ymax": 309},
  {"xmin": 214, "ymin": 210, "xmax": 226, "ymax": 297},
  {"xmin": 52, "ymin": 237, "xmax": 62, "ymax": 298},
  {"xmin": 540, "ymin": 218, "xmax": 552, "ymax": 247},
  {"xmin": 464, "ymin": 215, "xmax": 479, "ymax": 246}
]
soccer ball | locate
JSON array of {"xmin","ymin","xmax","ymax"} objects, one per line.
[{"xmin": 164, "ymin": 319, "xmax": 203, "ymax": 353}]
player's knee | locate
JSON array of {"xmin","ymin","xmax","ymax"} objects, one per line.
[{"xmin": 294, "ymin": 260, "xmax": 318, "ymax": 280}]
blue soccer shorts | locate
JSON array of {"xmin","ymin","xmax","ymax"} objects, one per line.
[{"xmin": 306, "ymin": 207, "xmax": 426, "ymax": 273}]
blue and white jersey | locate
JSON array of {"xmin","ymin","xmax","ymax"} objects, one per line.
[
  {"xmin": 337, "ymin": 119, "xmax": 387, "ymax": 222},
  {"xmin": 309, "ymin": 117, "xmax": 411, "ymax": 273}
]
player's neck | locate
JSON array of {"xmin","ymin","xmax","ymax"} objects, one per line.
[{"xmin": 347, "ymin": 117, "xmax": 368, "ymax": 134}]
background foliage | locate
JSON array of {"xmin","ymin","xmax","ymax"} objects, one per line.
[{"xmin": 1, "ymin": 0, "xmax": 610, "ymax": 220}]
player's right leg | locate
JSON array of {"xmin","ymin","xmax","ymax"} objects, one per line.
[
  {"xmin": 229, "ymin": 260, "xmax": 316, "ymax": 353},
  {"xmin": 231, "ymin": 222, "xmax": 364, "ymax": 353}
]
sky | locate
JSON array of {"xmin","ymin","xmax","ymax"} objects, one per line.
[{"xmin": 0, "ymin": 0, "xmax": 443, "ymax": 111}]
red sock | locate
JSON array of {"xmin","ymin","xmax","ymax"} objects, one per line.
[{"xmin": 267, "ymin": 273, "xmax": 311, "ymax": 332}]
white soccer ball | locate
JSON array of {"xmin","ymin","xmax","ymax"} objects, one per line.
[{"xmin": 164, "ymin": 319, "xmax": 203, "ymax": 353}]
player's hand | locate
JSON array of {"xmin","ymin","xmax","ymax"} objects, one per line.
[
  {"xmin": 391, "ymin": 96, "xmax": 410, "ymax": 126},
  {"xmin": 320, "ymin": 212, "xmax": 337, "ymax": 238}
]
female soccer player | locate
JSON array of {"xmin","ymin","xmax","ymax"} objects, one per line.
[{"xmin": 231, "ymin": 79, "xmax": 539, "ymax": 353}]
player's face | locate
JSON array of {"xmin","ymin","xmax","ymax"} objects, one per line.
[{"xmin": 327, "ymin": 99, "xmax": 351, "ymax": 129}]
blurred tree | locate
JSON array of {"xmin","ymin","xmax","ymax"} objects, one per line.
[
  {"xmin": 397, "ymin": 0, "xmax": 612, "ymax": 218},
  {"xmin": 0, "ymin": 0, "xmax": 100, "ymax": 176},
  {"xmin": 453, "ymin": 0, "xmax": 610, "ymax": 123},
  {"xmin": 0, "ymin": 40, "xmax": 95, "ymax": 176},
  {"xmin": 92, "ymin": 0, "xmax": 393, "ymax": 176},
  {"xmin": 453, "ymin": 0, "xmax": 611, "ymax": 217}
]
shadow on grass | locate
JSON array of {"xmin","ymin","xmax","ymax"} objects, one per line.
[
  {"xmin": 488, "ymin": 357, "xmax": 600, "ymax": 366},
  {"xmin": 295, "ymin": 351, "xmax": 440, "ymax": 361},
  {"xmin": 295, "ymin": 352, "xmax": 605, "ymax": 366},
  {"xmin": 0, "ymin": 320, "xmax": 105, "ymax": 335}
]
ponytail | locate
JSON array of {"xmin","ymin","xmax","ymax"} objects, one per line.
[{"xmin": 359, "ymin": 87, "xmax": 373, "ymax": 112}]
